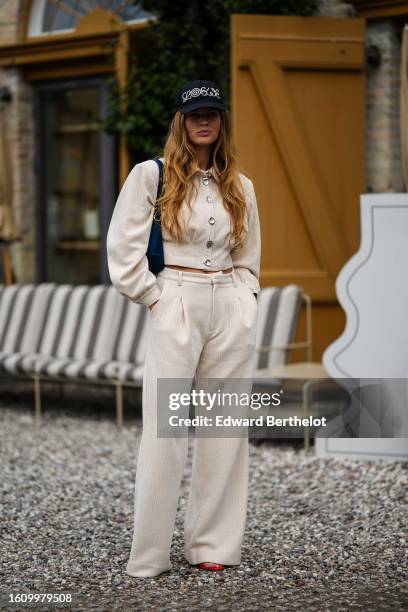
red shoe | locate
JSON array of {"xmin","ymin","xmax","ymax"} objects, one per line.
[{"xmin": 197, "ymin": 561, "xmax": 225, "ymax": 571}]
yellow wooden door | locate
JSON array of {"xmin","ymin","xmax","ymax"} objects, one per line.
[{"xmin": 231, "ymin": 14, "xmax": 366, "ymax": 361}]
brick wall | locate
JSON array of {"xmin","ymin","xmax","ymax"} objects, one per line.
[
  {"xmin": 318, "ymin": 0, "xmax": 405, "ymax": 193},
  {"xmin": 0, "ymin": 1, "xmax": 36, "ymax": 282},
  {"xmin": 317, "ymin": 0, "xmax": 356, "ymax": 17},
  {"xmin": 366, "ymin": 20, "xmax": 405, "ymax": 192},
  {"xmin": 0, "ymin": 0, "xmax": 24, "ymax": 45},
  {"xmin": 0, "ymin": 69, "xmax": 36, "ymax": 282}
]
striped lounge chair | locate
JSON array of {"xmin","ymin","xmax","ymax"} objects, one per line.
[
  {"xmin": 0, "ymin": 283, "xmax": 148, "ymax": 427},
  {"xmin": 0, "ymin": 283, "xmax": 309, "ymax": 428},
  {"xmin": 254, "ymin": 285, "xmax": 312, "ymax": 371}
]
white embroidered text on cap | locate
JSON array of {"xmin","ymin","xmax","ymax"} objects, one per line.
[{"xmin": 182, "ymin": 86, "xmax": 221, "ymax": 102}]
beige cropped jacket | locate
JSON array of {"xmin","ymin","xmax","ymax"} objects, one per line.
[{"xmin": 106, "ymin": 158, "xmax": 261, "ymax": 308}]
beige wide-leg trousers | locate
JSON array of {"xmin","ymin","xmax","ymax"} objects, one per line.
[{"xmin": 126, "ymin": 266, "xmax": 258, "ymax": 578}]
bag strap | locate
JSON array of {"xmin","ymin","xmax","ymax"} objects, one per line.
[{"xmin": 153, "ymin": 158, "xmax": 164, "ymax": 222}]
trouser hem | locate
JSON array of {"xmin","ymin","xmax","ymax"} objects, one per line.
[
  {"xmin": 126, "ymin": 561, "xmax": 172, "ymax": 578},
  {"xmin": 184, "ymin": 549, "xmax": 242, "ymax": 566}
]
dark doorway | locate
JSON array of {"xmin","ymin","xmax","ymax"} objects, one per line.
[{"xmin": 34, "ymin": 77, "xmax": 117, "ymax": 284}]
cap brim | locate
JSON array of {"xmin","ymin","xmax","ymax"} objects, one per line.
[{"xmin": 179, "ymin": 100, "xmax": 225, "ymax": 114}]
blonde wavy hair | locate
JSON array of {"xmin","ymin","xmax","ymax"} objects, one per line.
[{"xmin": 153, "ymin": 110, "xmax": 248, "ymax": 251}]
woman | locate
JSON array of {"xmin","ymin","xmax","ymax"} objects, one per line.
[{"xmin": 106, "ymin": 79, "xmax": 261, "ymax": 578}]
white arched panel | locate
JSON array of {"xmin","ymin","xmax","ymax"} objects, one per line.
[{"xmin": 316, "ymin": 194, "xmax": 408, "ymax": 460}]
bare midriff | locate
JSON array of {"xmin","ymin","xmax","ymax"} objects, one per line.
[{"xmin": 166, "ymin": 264, "xmax": 233, "ymax": 274}]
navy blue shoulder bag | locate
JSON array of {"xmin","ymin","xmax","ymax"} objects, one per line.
[{"xmin": 146, "ymin": 158, "xmax": 165, "ymax": 275}]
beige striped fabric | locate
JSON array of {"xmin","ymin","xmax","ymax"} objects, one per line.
[
  {"xmin": 0, "ymin": 284, "xmax": 56, "ymax": 365},
  {"xmin": 0, "ymin": 284, "xmax": 148, "ymax": 382},
  {"xmin": 255, "ymin": 285, "xmax": 302, "ymax": 369},
  {"xmin": 126, "ymin": 267, "xmax": 258, "ymax": 577},
  {"xmin": 0, "ymin": 283, "xmax": 302, "ymax": 386}
]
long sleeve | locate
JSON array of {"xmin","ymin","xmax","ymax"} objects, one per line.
[
  {"xmin": 231, "ymin": 178, "xmax": 262, "ymax": 295},
  {"xmin": 106, "ymin": 160, "xmax": 162, "ymax": 308}
]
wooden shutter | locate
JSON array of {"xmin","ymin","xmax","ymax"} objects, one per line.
[{"xmin": 232, "ymin": 14, "xmax": 366, "ymax": 359}]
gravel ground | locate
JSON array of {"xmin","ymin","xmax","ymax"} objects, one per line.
[{"xmin": 0, "ymin": 383, "xmax": 407, "ymax": 612}]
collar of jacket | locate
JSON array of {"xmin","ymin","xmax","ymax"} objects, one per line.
[
  {"xmin": 195, "ymin": 166, "xmax": 220, "ymax": 184},
  {"xmin": 158, "ymin": 157, "xmax": 220, "ymax": 184}
]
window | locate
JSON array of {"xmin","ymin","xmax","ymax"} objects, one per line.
[{"xmin": 28, "ymin": 0, "xmax": 154, "ymax": 36}]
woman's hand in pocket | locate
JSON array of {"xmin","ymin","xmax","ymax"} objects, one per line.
[{"xmin": 149, "ymin": 300, "xmax": 159, "ymax": 311}]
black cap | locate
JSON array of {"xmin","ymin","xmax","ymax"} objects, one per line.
[{"xmin": 175, "ymin": 80, "xmax": 226, "ymax": 114}]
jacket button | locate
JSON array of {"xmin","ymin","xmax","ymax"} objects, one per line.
[
  {"xmin": 208, "ymin": 216, "xmax": 215, "ymax": 225},
  {"xmin": 203, "ymin": 258, "xmax": 211, "ymax": 266},
  {"xmin": 206, "ymin": 195, "xmax": 213, "ymax": 203},
  {"xmin": 202, "ymin": 178, "xmax": 209, "ymax": 186},
  {"xmin": 206, "ymin": 240, "xmax": 213, "ymax": 248}
]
